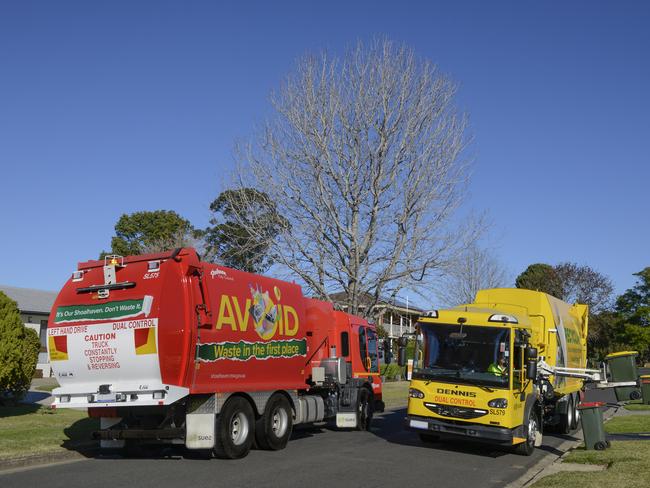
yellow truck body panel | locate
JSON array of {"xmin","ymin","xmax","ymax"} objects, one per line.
[{"xmin": 405, "ymin": 288, "xmax": 588, "ymax": 448}]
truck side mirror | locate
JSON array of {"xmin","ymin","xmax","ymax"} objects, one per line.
[
  {"xmin": 397, "ymin": 346, "xmax": 407, "ymax": 367},
  {"xmin": 525, "ymin": 359, "xmax": 538, "ymax": 381},
  {"xmin": 397, "ymin": 339, "xmax": 408, "ymax": 368},
  {"xmin": 383, "ymin": 340, "xmax": 392, "ymax": 365}
]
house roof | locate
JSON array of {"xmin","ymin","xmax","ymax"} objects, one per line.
[
  {"xmin": 329, "ymin": 291, "xmax": 424, "ymax": 313},
  {"xmin": 0, "ymin": 285, "xmax": 57, "ymax": 314}
]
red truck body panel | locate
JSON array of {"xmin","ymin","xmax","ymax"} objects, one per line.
[{"xmin": 48, "ymin": 248, "xmax": 382, "ymax": 403}]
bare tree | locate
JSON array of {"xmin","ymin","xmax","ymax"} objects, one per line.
[
  {"xmin": 436, "ymin": 245, "xmax": 510, "ymax": 306},
  {"xmin": 554, "ymin": 262, "xmax": 614, "ymax": 313},
  {"xmin": 227, "ymin": 39, "xmax": 478, "ymax": 318}
]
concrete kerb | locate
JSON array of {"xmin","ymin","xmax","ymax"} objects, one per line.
[
  {"xmin": 0, "ymin": 443, "xmax": 97, "ymax": 474},
  {"xmin": 505, "ymin": 406, "xmax": 617, "ymax": 488}
]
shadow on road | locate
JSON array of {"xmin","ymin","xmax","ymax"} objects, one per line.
[
  {"xmin": 0, "ymin": 404, "xmax": 40, "ymax": 418},
  {"xmin": 52, "ymin": 405, "xmax": 582, "ymax": 462},
  {"xmin": 372, "ymin": 408, "xmax": 581, "ymax": 459},
  {"xmin": 370, "ymin": 408, "xmax": 512, "ymax": 458},
  {"xmin": 20, "ymin": 391, "xmax": 51, "ymax": 404}
]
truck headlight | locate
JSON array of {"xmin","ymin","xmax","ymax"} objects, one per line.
[
  {"xmin": 409, "ymin": 388, "xmax": 425, "ymax": 399},
  {"xmin": 488, "ymin": 398, "xmax": 508, "ymax": 409}
]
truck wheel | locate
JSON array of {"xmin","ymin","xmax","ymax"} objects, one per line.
[
  {"xmin": 255, "ymin": 394, "xmax": 293, "ymax": 451},
  {"xmin": 515, "ymin": 408, "xmax": 539, "ymax": 456},
  {"xmin": 214, "ymin": 397, "xmax": 255, "ymax": 459},
  {"xmin": 356, "ymin": 388, "xmax": 373, "ymax": 431},
  {"xmin": 558, "ymin": 396, "xmax": 574, "ymax": 435}
]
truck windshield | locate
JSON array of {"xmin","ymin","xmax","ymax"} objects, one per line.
[{"xmin": 413, "ymin": 323, "xmax": 511, "ymax": 389}]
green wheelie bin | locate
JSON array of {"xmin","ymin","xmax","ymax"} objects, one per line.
[
  {"xmin": 578, "ymin": 402, "xmax": 609, "ymax": 450},
  {"xmin": 641, "ymin": 375, "xmax": 650, "ymax": 405},
  {"xmin": 606, "ymin": 351, "xmax": 641, "ymax": 402}
]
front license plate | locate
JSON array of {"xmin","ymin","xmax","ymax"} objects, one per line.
[{"xmin": 410, "ymin": 419, "xmax": 428, "ymax": 430}]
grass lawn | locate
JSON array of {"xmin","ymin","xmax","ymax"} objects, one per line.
[
  {"xmin": 381, "ymin": 381, "xmax": 409, "ymax": 409},
  {"xmin": 625, "ymin": 403, "xmax": 650, "ymax": 411},
  {"xmin": 0, "ymin": 405, "xmax": 97, "ymax": 460},
  {"xmin": 605, "ymin": 414, "xmax": 650, "ymax": 433},
  {"xmin": 532, "ymin": 441, "xmax": 650, "ymax": 488},
  {"xmin": 35, "ymin": 384, "xmax": 59, "ymax": 393},
  {"xmin": 532, "ymin": 414, "xmax": 650, "ymax": 488}
]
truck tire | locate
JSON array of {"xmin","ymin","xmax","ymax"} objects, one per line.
[
  {"xmin": 515, "ymin": 408, "xmax": 539, "ymax": 456},
  {"xmin": 214, "ymin": 396, "xmax": 255, "ymax": 459},
  {"xmin": 254, "ymin": 394, "xmax": 293, "ymax": 451},
  {"xmin": 558, "ymin": 395, "xmax": 574, "ymax": 435},
  {"xmin": 355, "ymin": 387, "xmax": 373, "ymax": 431}
]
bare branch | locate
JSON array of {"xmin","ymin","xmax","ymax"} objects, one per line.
[{"xmin": 225, "ymin": 39, "xmax": 479, "ymax": 317}]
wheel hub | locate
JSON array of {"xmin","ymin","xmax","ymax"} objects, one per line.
[
  {"xmin": 230, "ymin": 412, "xmax": 249, "ymax": 445},
  {"xmin": 271, "ymin": 407, "xmax": 288, "ymax": 437}
]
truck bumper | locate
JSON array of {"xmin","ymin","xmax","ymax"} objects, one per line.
[
  {"xmin": 406, "ymin": 415, "xmax": 523, "ymax": 444},
  {"xmin": 94, "ymin": 428, "xmax": 184, "ymax": 441},
  {"xmin": 51, "ymin": 384, "xmax": 189, "ymax": 409}
]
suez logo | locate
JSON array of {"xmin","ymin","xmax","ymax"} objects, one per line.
[{"xmin": 435, "ymin": 388, "xmax": 477, "ymax": 398}]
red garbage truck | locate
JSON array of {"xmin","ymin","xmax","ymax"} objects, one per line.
[{"xmin": 48, "ymin": 248, "xmax": 383, "ymax": 458}]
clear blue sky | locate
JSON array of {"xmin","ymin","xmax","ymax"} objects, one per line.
[{"xmin": 1, "ymin": 1, "xmax": 648, "ymax": 301}]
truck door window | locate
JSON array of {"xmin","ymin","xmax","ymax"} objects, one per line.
[
  {"xmin": 358, "ymin": 327, "xmax": 379, "ymax": 373},
  {"xmin": 358, "ymin": 327, "xmax": 368, "ymax": 367},
  {"xmin": 366, "ymin": 329, "xmax": 379, "ymax": 373},
  {"xmin": 340, "ymin": 332, "xmax": 350, "ymax": 357},
  {"xmin": 513, "ymin": 331, "xmax": 524, "ymax": 391}
]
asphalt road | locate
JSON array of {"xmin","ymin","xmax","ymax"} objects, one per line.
[
  {"xmin": 5, "ymin": 369, "xmax": 644, "ymax": 488},
  {"xmin": 0, "ymin": 407, "xmax": 579, "ymax": 488}
]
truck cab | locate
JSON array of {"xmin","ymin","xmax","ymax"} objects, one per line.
[{"xmin": 402, "ymin": 288, "xmax": 588, "ymax": 455}]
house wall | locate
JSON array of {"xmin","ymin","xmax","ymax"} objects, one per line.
[{"xmin": 21, "ymin": 312, "xmax": 51, "ymax": 377}]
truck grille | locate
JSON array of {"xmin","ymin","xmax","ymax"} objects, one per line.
[{"xmin": 424, "ymin": 402, "xmax": 488, "ymax": 420}]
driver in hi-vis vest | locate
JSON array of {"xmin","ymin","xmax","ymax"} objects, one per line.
[{"xmin": 487, "ymin": 354, "xmax": 508, "ymax": 376}]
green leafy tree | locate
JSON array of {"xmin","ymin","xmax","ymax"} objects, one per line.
[
  {"xmin": 0, "ymin": 291, "xmax": 40, "ymax": 403},
  {"xmin": 616, "ymin": 267, "xmax": 650, "ymax": 324},
  {"xmin": 517, "ymin": 262, "xmax": 614, "ymax": 360},
  {"xmin": 515, "ymin": 263, "xmax": 564, "ymax": 298},
  {"xmin": 104, "ymin": 210, "xmax": 196, "ymax": 257},
  {"xmin": 587, "ymin": 311, "xmax": 620, "ymax": 363},
  {"xmin": 614, "ymin": 267, "xmax": 650, "ymax": 362},
  {"xmin": 204, "ymin": 188, "xmax": 287, "ymax": 273}
]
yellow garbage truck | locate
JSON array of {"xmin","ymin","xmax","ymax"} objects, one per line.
[{"xmin": 400, "ymin": 288, "xmax": 589, "ymax": 455}]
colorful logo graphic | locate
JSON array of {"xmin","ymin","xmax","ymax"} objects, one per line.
[
  {"xmin": 49, "ymin": 335, "xmax": 69, "ymax": 361},
  {"xmin": 249, "ymin": 284, "xmax": 281, "ymax": 340},
  {"xmin": 134, "ymin": 327, "xmax": 157, "ymax": 355},
  {"xmin": 214, "ymin": 285, "xmax": 299, "ymax": 338}
]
